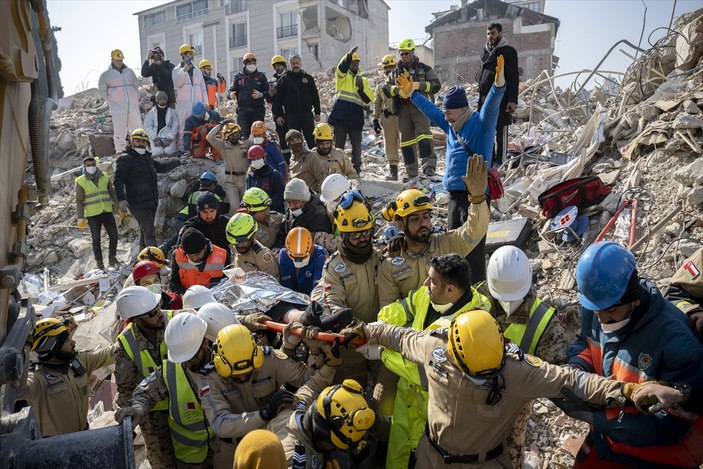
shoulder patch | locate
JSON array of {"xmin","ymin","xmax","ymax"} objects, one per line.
[
  {"xmin": 432, "ymin": 346, "xmax": 447, "ymax": 363},
  {"xmin": 682, "ymin": 260, "xmax": 700, "ymax": 280},
  {"xmin": 334, "ymin": 261, "xmax": 347, "ymax": 273},
  {"xmin": 273, "ymin": 349, "xmax": 288, "ymax": 360},
  {"xmin": 391, "ymin": 256, "xmax": 405, "ymax": 266},
  {"xmin": 638, "ymin": 353, "xmax": 652, "ymax": 371},
  {"xmin": 524, "ymin": 354, "xmax": 543, "ymax": 367},
  {"xmin": 262, "ymin": 252, "xmax": 273, "ymax": 263}
]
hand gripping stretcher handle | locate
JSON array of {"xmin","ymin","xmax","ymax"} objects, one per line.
[{"xmin": 264, "ymin": 321, "xmax": 366, "ymax": 346}]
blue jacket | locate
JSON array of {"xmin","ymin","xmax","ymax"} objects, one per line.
[
  {"xmin": 245, "ymin": 164, "xmax": 285, "ymax": 213},
  {"xmin": 411, "ymin": 84, "xmax": 504, "ymax": 191},
  {"xmin": 261, "ymin": 140, "xmax": 287, "ymax": 180},
  {"xmin": 567, "ymin": 278, "xmax": 703, "ymax": 467},
  {"xmin": 183, "ymin": 110, "xmax": 222, "ymax": 151},
  {"xmin": 278, "ymin": 245, "xmax": 328, "ymax": 296}
]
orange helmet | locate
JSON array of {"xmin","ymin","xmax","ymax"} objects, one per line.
[
  {"xmin": 285, "ymin": 227, "xmax": 313, "ymax": 261},
  {"xmin": 243, "ymin": 52, "xmax": 256, "ymax": 63},
  {"xmin": 250, "ymin": 121, "xmax": 266, "ymax": 138}
]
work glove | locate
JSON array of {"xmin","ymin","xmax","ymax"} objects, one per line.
[
  {"xmin": 153, "ymin": 137, "xmax": 163, "ymax": 147},
  {"xmin": 251, "ymin": 89, "xmax": 263, "ymax": 99},
  {"xmin": 494, "ymin": 55, "xmax": 505, "ymax": 88},
  {"xmin": 355, "ymin": 74, "xmax": 364, "ymax": 90},
  {"xmin": 412, "ymin": 81, "xmax": 422, "ymax": 91},
  {"xmin": 259, "ymin": 389, "xmax": 295, "ymax": 421},
  {"xmin": 346, "ymin": 45, "xmax": 358, "ymax": 62},
  {"xmin": 162, "ymin": 138, "xmax": 172, "ymax": 147},
  {"xmin": 283, "ymin": 321, "xmax": 304, "ymax": 350},
  {"xmin": 322, "ymin": 338, "xmax": 343, "ymax": 367},
  {"xmin": 461, "ymin": 154, "xmax": 489, "ymax": 198},
  {"xmin": 689, "ymin": 311, "xmax": 703, "ymax": 338},
  {"xmin": 340, "ymin": 321, "xmax": 368, "ymax": 344},
  {"xmin": 372, "ymin": 119, "xmax": 382, "ymax": 134},
  {"xmin": 387, "ymin": 232, "xmax": 406, "ymax": 256},
  {"xmin": 238, "ymin": 312, "xmax": 271, "ymax": 332},
  {"xmin": 115, "ymin": 404, "xmax": 147, "ymax": 425},
  {"xmin": 301, "ymin": 301, "xmax": 324, "ymax": 328},
  {"xmin": 621, "ymin": 382, "xmax": 641, "ymax": 401},
  {"xmin": 77, "ymin": 218, "xmax": 87, "ymax": 230},
  {"xmin": 396, "ymin": 75, "xmax": 414, "ymax": 99},
  {"xmin": 118, "ymin": 200, "xmax": 129, "ymax": 212},
  {"xmin": 356, "ymin": 343, "xmax": 382, "ymax": 361}
]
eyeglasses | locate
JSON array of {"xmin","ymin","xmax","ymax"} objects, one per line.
[
  {"xmin": 339, "ymin": 190, "xmax": 366, "ymax": 210},
  {"xmin": 139, "ymin": 307, "xmax": 160, "ymax": 319},
  {"xmin": 348, "ymin": 229, "xmax": 372, "ymax": 240}
]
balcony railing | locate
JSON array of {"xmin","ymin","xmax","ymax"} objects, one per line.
[
  {"xmin": 229, "ymin": 35, "xmax": 247, "ymax": 48},
  {"xmin": 277, "ymin": 24, "xmax": 298, "ymax": 38},
  {"xmin": 225, "ymin": 0, "xmax": 246, "ymax": 15},
  {"xmin": 177, "ymin": 8, "xmax": 208, "ymax": 22}
]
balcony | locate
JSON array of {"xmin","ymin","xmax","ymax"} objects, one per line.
[
  {"xmin": 177, "ymin": 8, "xmax": 208, "ymax": 22},
  {"xmin": 225, "ymin": 0, "xmax": 246, "ymax": 15},
  {"xmin": 229, "ymin": 35, "xmax": 247, "ymax": 49},
  {"xmin": 277, "ymin": 24, "xmax": 298, "ymax": 39}
]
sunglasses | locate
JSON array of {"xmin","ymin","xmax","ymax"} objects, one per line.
[
  {"xmin": 348, "ymin": 229, "xmax": 372, "ymax": 240},
  {"xmin": 138, "ymin": 307, "xmax": 160, "ymax": 319},
  {"xmin": 339, "ymin": 190, "xmax": 366, "ymax": 210}
]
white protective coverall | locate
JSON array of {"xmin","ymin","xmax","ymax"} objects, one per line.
[
  {"xmin": 172, "ymin": 64, "xmax": 208, "ymax": 152},
  {"xmin": 98, "ymin": 64, "xmax": 142, "ymax": 153},
  {"xmin": 143, "ymin": 105, "xmax": 179, "ymax": 156}
]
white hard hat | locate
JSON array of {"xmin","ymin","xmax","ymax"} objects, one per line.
[
  {"xmin": 197, "ymin": 303, "xmax": 241, "ymax": 341},
  {"xmin": 116, "ymin": 286, "xmax": 161, "ymax": 319},
  {"xmin": 486, "ymin": 246, "xmax": 533, "ymax": 302},
  {"xmin": 165, "ymin": 312, "xmax": 208, "ymax": 363},
  {"xmin": 320, "ymin": 174, "xmax": 350, "ymax": 203},
  {"xmin": 182, "ymin": 285, "xmax": 215, "ymax": 310}
]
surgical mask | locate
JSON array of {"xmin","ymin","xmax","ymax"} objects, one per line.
[
  {"xmin": 246, "ymin": 64, "xmax": 257, "ymax": 73},
  {"xmin": 146, "ymin": 284, "xmax": 162, "ymax": 296},
  {"xmin": 499, "ymin": 299, "xmax": 523, "ymax": 316},
  {"xmin": 250, "ymin": 158, "xmax": 265, "ymax": 170},
  {"xmin": 134, "ymin": 147, "xmax": 147, "ymax": 155},
  {"xmin": 293, "ymin": 258, "xmax": 310, "ymax": 269},
  {"xmin": 430, "ymin": 302, "xmax": 453, "ymax": 314},
  {"xmin": 291, "ymin": 208, "xmax": 303, "ymax": 218},
  {"xmin": 187, "ymin": 258, "xmax": 204, "ymax": 266},
  {"xmin": 203, "ymin": 112, "xmax": 210, "ymax": 121},
  {"xmin": 85, "ymin": 166, "xmax": 97, "ymax": 175},
  {"xmin": 601, "ymin": 318, "xmax": 631, "ymax": 334},
  {"xmin": 252, "ymin": 137, "xmax": 264, "ymax": 144},
  {"xmin": 157, "ymin": 104, "xmax": 168, "ymax": 109}
]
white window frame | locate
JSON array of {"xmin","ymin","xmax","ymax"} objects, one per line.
[
  {"xmin": 226, "ymin": 10, "xmax": 250, "ymax": 83},
  {"xmin": 183, "ymin": 25, "xmax": 205, "ymax": 58},
  {"xmin": 273, "ymin": 1, "xmax": 301, "ymax": 62},
  {"xmin": 146, "ymin": 33, "xmax": 167, "ymax": 56}
]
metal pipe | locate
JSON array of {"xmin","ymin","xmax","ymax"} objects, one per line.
[
  {"xmin": 630, "ymin": 204, "xmax": 683, "ymax": 251},
  {"xmin": 574, "ymin": 40, "xmax": 645, "ymax": 97}
]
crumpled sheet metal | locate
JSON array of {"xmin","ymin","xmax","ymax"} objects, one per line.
[{"xmin": 212, "ymin": 270, "xmax": 309, "ymax": 314}]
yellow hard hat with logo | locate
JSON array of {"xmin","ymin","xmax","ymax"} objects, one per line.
[
  {"xmin": 32, "ymin": 318, "xmax": 75, "ymax": 353},
  {"xmin": 213, "ymin": 324, "xmax": 264, "ymax": 377},
  {"xmin": 447, "ymin": 310, "xmax": 506, "ymax": 378},
  {"xmin": 131, "ymin": 128, "xmax": 149, "ymax": 141},
  {"xmin": 334, "ymin": 199, "xmax": 373, "ymax": 233},
  {"xmin": 313, "ymin": 122, "xmax": 333, "ymax": 141},
  {"xmin": 314, "ymin": 379, "xmax": 375, "ymax": 450},
  {"xmin": 393, "ymin": 189, "xmax": 432, "ymax": 219},
  {"xmin": 179, "ymin": 44, "xmax": 195, "ymax": 55},
  {"xmin": 379, "ymin": 55, "xmax": 396, "ymax": 67},
  {"xmin": 111, "ymin": 49, "xmax": 125, "ymax": 60}
]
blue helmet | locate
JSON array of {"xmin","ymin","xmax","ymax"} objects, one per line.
[
  {"xmin": 576, "ymin": 241, "xmax": 636, "ymax": 311},
  {"xmin": 200, "ymin": 171, "xmax": 217, "ymax": 182}
]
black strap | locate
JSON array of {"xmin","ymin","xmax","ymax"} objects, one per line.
[
  {"xmin": 456, "ymin": 133, "xmax": 475, "ymax": 156},
  {"xmin": 425, "ymin": 426, "xmax": 503, "ymax": 464},
  {"xmin": 225, "ymin": 171, "xmax": 246, "ymax": 176}
]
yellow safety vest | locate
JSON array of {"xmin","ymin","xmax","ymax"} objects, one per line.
[
  {"xmin": 503, "ymin": 298, "xmax": 555, "ymax": 355},
  {"xmin": 116, "ymin": 310, "xmax": 173, "ymax": 411},
  {"xmin": 335, "ymin": 56, "xmax": 373, "ymax": 108},
  {"xmin": 163, "ymin": 360, "xmax": 214, "ymax": 463},
  {"xmin": 76, "ymin": 174, "xmax": 113, "ymax": 217}
]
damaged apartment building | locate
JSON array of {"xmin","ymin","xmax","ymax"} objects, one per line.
[
  {"xmin": 134, "ymin": 0, "xmax": 390, "ymax": 81},
  {"xmin": 427, "ymin": 0, "xmax": 560, "ymax": 84}
]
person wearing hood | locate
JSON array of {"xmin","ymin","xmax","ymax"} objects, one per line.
[
  {"xmin": 476, "ymin": 23, "xmax": 519, "ymax": 167},
  {"xmin": 98, "ymin": 49, "xmax": 142, "ymax": 153},
  {"xmin": 76, "ymin": 156, "xmax": 120, "ymax": 270},
  {"xmin": 180, "ymin": 191, "xmax": 231, "ymax": 252},
  {"xmin": 245, "ymin": 145, "xmax": 285, "ymax": 213},
  {"xmin": 183, "ymin": 101, "xmax": 223, "ymax": 158},
  {"xmin": 172, "ymin": 44, "xmax": 208, "ymax": 153},
  {"xmin": 277, "ymin": 178, "xmax": 332, "ymax": 248},
  {"xmin": 228, "ymin": 52, "xmax": 269, "ymax": 140},
  {"xmin": 143, "ymin": 91, "xmax": 179, "ymax": 156},
  {"xmin": 286, "ymin": 128, "xmax": 326, "ymax": 193},
  {"xmin": 169, "ymin": 227, "xmax": 230, "ymax": 295}
]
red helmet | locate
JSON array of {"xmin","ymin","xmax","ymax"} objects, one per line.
[
  {"xmin": 133, "ymin": 261, "xmax": 161, "ymax": 283},
  {"xmin": 247, "ymin": 145, "xmax": 266, "ymax": 160}
]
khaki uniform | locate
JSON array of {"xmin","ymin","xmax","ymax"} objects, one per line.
[
  {"xmin": 373, "ymin": 80, "xmax": 400, "ymax": 165},
  {"xmin": 378, "ymin": 200, "xmax": 488, "ymax": 307},
  {"xmin": 24, "ymin": 346, "xmax": 115, "ymax": 437},
  {"xmin": 254, "ymin": 211, "xmax": 283, "ymax": 249},
  {"xmin": 289, "ymin": 149, "xmax": 326, "ymax": 193},
  {"xmin": 312, "ymin": 147, "xmax": 359, "ymax": 180},
  {"xmin": 115, "ymin": 326, "xmax": 176, "ymax": 469},
  {"xmin": 207, "ymin": 125, "xmax": 251, "ymax": 214},
  {"xmin": 666, "ymin": 246, "xmax": 703, "ymax": 316},
  {"xmin": 234, "ymin": 240, "xmax": 280, "ymax": 279},
  {"xmin": 367, "ymin": 323, "xmax": 626, "ymax": 468}
]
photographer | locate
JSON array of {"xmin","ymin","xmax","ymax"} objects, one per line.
[{"xmin": 141, "ymin": 46, "xmax": 175, "ymax": 107}]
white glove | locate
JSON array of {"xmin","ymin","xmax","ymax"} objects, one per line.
[
  {"xmin": 356, "ymin": 344, "xmax": 382, "ymax": 361},
  {"xmin": 251, "ymin": 89, "xmax": 263, "ymax": 99}
]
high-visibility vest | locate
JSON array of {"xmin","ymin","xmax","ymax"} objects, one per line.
[
  {"xmin": 116, "ymin": 311, "xmax": 173, "ymax": 411},
  {"xmin": 175, "ymin": 245, "xmax": 227, "ymax": 290},
  {"xmin": 503, "ymin": 298, "xmax": 555, "ymax": 355},
  {"xmin": 76, "ymin": 174, "xmax": 113, "ymax": 217},
  {"xmin": 163, "ymin": 360, "xmax": 214, "ymax": 463},
  {"xmin": 334, "ymin": 56, "xmax": 372, "ymax": 108}
]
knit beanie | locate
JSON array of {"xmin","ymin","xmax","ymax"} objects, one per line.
[
  {"xmin": 196, "ymin": 191, "xmax": 219, "ymax": 211},
  {"xmin": 284, "ymin": 178, "xmax": 311, "ymax": 202},
  {"xmin": 442, "ymin": 86, "xmax": 469, "ymax": 110},
  {"xmin": 180, "ymin": 228, "xmax": 208, "ymax": 254},
  {"xmin": 285, "ymin": 129, "xmax": 303, "ymax": 142},
  {"xmin": 155, "ymin": 91, "xmax": 168, "ymax": 101},
  {"xmin": 233, "ymin": 429, "xmax": 287, "ymax": 469},
  {"xmin": 192, "ymin": 101, "xmax": 206, "ymax": 118}
]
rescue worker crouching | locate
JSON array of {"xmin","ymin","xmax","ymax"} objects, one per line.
[
  {"xmin": 169, "ymin": 228, "xmax": 230, "ymax": 295},
  {"xmin": 226, "ymin": 212, "xmax": 280, "ymax": 279},
  {"xmin": 183, "ymin": 102, "xmax": 223, "ymax": 159}
]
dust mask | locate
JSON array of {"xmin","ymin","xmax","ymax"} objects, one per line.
[
  {"xmin": 291, "ymin": 208, "xmax": 303, "ymax": 218},
  {"xmin": 250, "ymin": 158, "xmax": 265, "ymax": 170},
  {"xmin": 85, "ymin": 166, "xmax": 97, "ymax": 175},
  {"xmin": 246, "ymin": 64, "xmax": 257, "ymax": 73},
  {"xmin": 252, "ymin": 137, "xmax": 264, "ymax": 144},
  {"xmin": 293, "ymin": 258, "xmax": 310, "ymax": 269},
  {"xmin": 499, "ymin": 299, "xmax": 523, "ymax": 317},
  {"xmin": 134, "ymin": 147, "xmax": 147, "ymax": 155},
  {"xmin": 430, "ymin": 302, "xmax": 453, "ymax": 314},
  {"xmin": 601, "ymin": 318, "xmax": 631, "ymax": 334},
  {"xmin": 157, "ymin": 104, "xmax": 167, "ymax": 109},
  {"xmin": 146, "ymin": 284, "xmax": 162, "ymax": 296},
  {"xmin": 187, "ymin": 258, "xmax": 204, "ymax": 266}
]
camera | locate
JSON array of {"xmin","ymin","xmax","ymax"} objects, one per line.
[{"xmin": 152, "ymin": 51, "xmax": 162, "ymax": 61}]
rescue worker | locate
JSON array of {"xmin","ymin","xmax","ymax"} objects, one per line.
[
  {"xmin": 241, "ymin": 187, "xmax": 284, "ymax": 249},
  {"xmin": 287, "ymin": 128, "xmax": 326, "ymax": 193},
  {"xmin": 377, "ymin": 154, "xmax": 489, "ymax": 307},
  {"xmin": 144, "ymin": 91, "xmax": 179, "ymax": 156},
  {"xmin": 183, "ymin": 102, "xmax": 223, "ymax": 158},
  {"xmin": 229, "ymin": 53, "xmax": 269, "ymax": 140},
  {"xmin": 98, "ymin": 49, "xmax": 142, "ymax": 153},
  {"xmin": 23, "ymin": 317, "xmax": 115, "ymax": 437},
  {"xmin": 319, "ymin": 174, "xmax": 353, "ymax": 227},
  {"xmin": 384, "ymin": 39, "xmax": 441, "ymax": 178},
  {"xmin": 133, "ymin": 260, "xmax": 182, "ymax": 310},
  {"xmin": 114, "ymin": 129, "xmax": 181, "ymax": 250},
  {"xmin": 311, "ymin": 122, "xmax": 359, "ymax": 181},
  {"xmin": 272, "ymin": 54, "xmax": 321, "ymax": 149},
  {"xmin": 328, "ymin": 46, "xmax": 374, "ymax": 175},
  {"xmin": 198, "ymin": 323, "xmax": 338, "ymax": 464},
  {"xmin": 115, "ymin": 286, "xmax": 177, "ymax": 468},
  {"xmin": 373, "ymin": 55, "xmax": 402, "ymax": 181},
  {"xmin": 226, "ymin": 213, "xmax": 279, "ymax": 279},
  {"xmin": 245, "ymin": 145, "xmax": 285, "ymax": 213},
  {"xmin": 199, "ymin": 59, "xmax": 226, "ymax": 110},
  {"xmin": 478, "ymin": 245, "xmax": 568, "ymax": 467},
  {"xmin": 182, "ymin": 285, "xmax": 216, "ymax": 310},
  {"xmin": 207, "ymin": 121, "xmax": 250, "ymax": 214},
  {"xmin": 75, "ymin": 155, "xmax": 119, "ymax": 270},
  {"xmin": 116, "ymin": 312, "xmax": 217, "ymax": 468},
  {"xmin": 173, "ymin": 44, "xmax": 208, "ymax": 153},
  {"xmin": 251, "ymin": 120, "xmax": 287, "ymax": 179},
  {"xmin": 269, "ymin": 55, "xmax": 290, "ymax": 163},
  {"xmin": 180, "ymin": 191, "xmax": 231, "ymax": 252},
  {"xmin": 664, "ymin": 246, "xmax": 703, "ymax": 338},
  {"xmin": 169, "ymin": 227, "xmax": 230, "ymax": 295},
  {"xmin": 567, "ymin": 241, "xmax": 703, "ymax": 468},
  {"xmin": 342, "ymin": 310, "xmax": 639, "ymax": 469},
  {"xmin": 141, "ymin": 46, "xmax": 175, "ymax": 108},
  {"xmin": 279, "ymin": 178, "xmax": 332, "ymax": 248},
  {"xmin": 279, "ymin": 227, "xmax": 328, "ymax": 296}
]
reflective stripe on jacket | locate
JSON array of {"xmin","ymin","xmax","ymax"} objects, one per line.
[
  {"xmin": 76, "ymin": 174, "xmax": 113, "ymax": 217},
  {"xmin": 503, "ymin": 298, "xmax": 555, "ymax": 355},
  {"xmin": 175, "ymin": 245, "xmax": 227, "ymax": 290}
]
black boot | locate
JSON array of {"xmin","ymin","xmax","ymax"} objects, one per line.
[{"xmin": 385, "ymin": 165, "xmax": 398, "ymax": 181}]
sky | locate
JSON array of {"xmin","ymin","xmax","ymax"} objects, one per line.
[{"xmin": 48, "ymin": 0, "xmax": 702, "ymax": 95}]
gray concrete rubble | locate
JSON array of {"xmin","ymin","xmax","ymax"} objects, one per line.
[{"xmin": 19, "ymin": 7, "xmax": 703, "ymax": 468}]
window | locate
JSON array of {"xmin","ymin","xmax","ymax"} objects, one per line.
[
  {"xmin": 309, "ymin": 43, "xmax": 319, "ymax": 61},
  {"xmin": 143, "ymin": 10, "xmax": 166, "ymax": 28},
  {"xmin": 522, "ymin": 2, "xmax": 540, "ymax": 11},
  {"xmin": 190, "ymin": 31, "xmax": 204, "ymax": 56},
  {"xmin": 230, "ymin": 21, "xmax": 247, "ymax": 48},
  {"xmin": 223, "ymin": 0, "xmax": 246, "ymax": 15},
  {"xmin": 177, "ymin": 0, "xmax": 208, "ymax": 22},
  {"xmin": 278, "ymin": 10, "xmax": 298, "ymax": 38},
  {"xmin": 280, "ymin": 47, "xmax": 298, "ymax": 60},
  {"xmin": 192, "ymin": 0, "xmax": 208, "ymax": 17},
  {"xmin": 230, "ymin": 57, "xmax": 244, "ymax": 81}
]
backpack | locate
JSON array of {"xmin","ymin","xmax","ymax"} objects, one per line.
[{"xmin": 537, "ymin": 176, "xmax": 611, "ymax": 218}]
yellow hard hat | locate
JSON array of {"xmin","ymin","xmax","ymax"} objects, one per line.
[
  {"xmin": 447, "ymin": 310, "xmax": 506, "ymax": 378},
  {"xmin": 32, "ymin": 318, "xmax": 74, "ymax": 353},
  {"xmin": 313, "ymin": 122, "xmax": 333, "ymax": 141},
  {"xmin": 315, "ymin": 379, "xmax": 375, "ymax": 450},
  {"xmin": 213, "ymin": 324, "xmax": 264, "ymax": 377},
  {"xmin": 393, "ymin": 189, "xmax": 432, "ymax": 219},
  {"xmin": 242, "ymin": 188, "xmax": 272, "ymax": 213},
  {"xmin": 138, "ymin": 246, "xmax": 166, "ymax": 269},
  {"xmin": 111, "ymin": 49, "xmax": 125, "ymax": 60},
  {"xmin": 351, "ymin": 52, "xmax": 361, "ymax": 62},
  {"xmin": 131, "ymin": 128, "xmax": 149, "ymax": 141},
  {"xmin": 334, "ymin": 199, "xmax": 373, "ymax": 233},
  {"xmin": 199, "ymin": 59, "xmax": 213, "ymax": 69},
  {"xmin": 222, "ymin": 122, "xmax": 241, "ymax": 139},
  {"xmin": 381, "ymin": 203, "xmax": 396, "ymax": 222},
  {"xmin": 179, "ymin": 44, "xmax": 195, "ymax": 55},
  {"xmin": 398, "ymin": 39, "xmax": 416, "ymax": 51},
  {"xmin": 379, "ymin": 55, "xmax": 396, "ymax": 68},
  {"xmin": 271, "ymin": 55, "xmax": 287, "ymax": 67}
]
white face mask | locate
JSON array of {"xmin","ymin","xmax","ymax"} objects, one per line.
[
  {"xmin": 291, "ymin": 208, "xmax": 303, "ymax": 218},
  {"xmin": 252, "ymin": 137, "xmax": 264, "ymax": 145},
  {"xmin": 601, "ymin": 318, "xmax": 631, "ymax": 334},
  {"xmin": 146, "ymin": 284, "xmax": 162, "ymax": 296},
  {"xmin": 85, "ymin": 166, "xmax": 97, "ymax": 175},
  {"xmin": 134, "ymin": 147, "xmax": 147, "ymax": 155},
  {"xmin": 187, "ymin": 257, "xmax": 204, "ymax": 266},
  {"xmin": 293, "ymin": 258, "xmax": 310, "ymax": 269},
  {"xmin": 250, "ymin": 158, "xmax": 265, "ymax": 170},
  {"xmin": 157, "ymin": 104, "xmax": 168, "ymax": 109},
  {"xmin": 203, "ymin": 112, "xmax": 210, "ymax": 121},
  {"xmin": 499, "ymin": 299, "xmax": 523, "ymax": 317},
  {"xmin": 246, "ymin": 64, "xmax": 257, "ymax": 73},
  {"xmin": 430, "ymin": 302, "xmax": 453, "ymax": 314}
]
